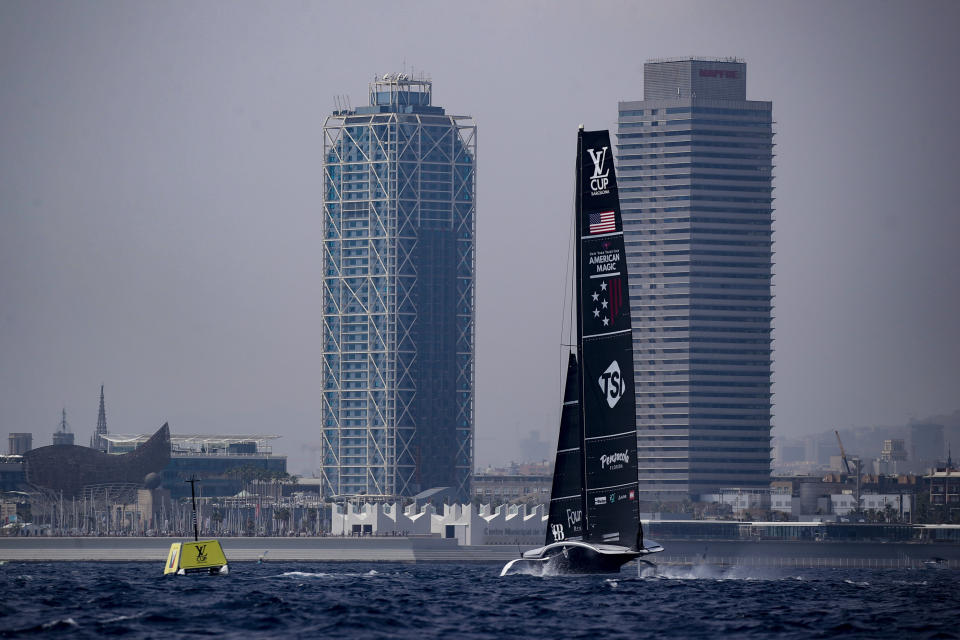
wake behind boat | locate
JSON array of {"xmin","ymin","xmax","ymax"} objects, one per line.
[{"xmin": 501, "ymin": 127, "xmax": 662, "ymax": 577}]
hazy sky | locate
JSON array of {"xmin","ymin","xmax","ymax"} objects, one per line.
[{"xmin": 2, "ymin": 1, "xmax": 958, "ymax": 473}]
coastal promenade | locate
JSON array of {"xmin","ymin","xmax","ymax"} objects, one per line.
[{"xmin": 0, "ymin": 537, "xmax": 958, "ymax": 567}]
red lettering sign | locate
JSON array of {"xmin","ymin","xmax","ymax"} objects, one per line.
[{"xmin": 699, "ymin": 69, "xmax": 738, "ymax": 79}]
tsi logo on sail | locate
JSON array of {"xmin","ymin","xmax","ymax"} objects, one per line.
[{"xmin": 598, "ymin": 360, "xmax": 624, "ymax": 408}]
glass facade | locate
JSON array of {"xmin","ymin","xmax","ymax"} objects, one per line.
[
  {"xmin": 616, "ymin": 59, "xmax": 773, "ymax": 502},
  {"xmin": 321, "ymin": 74, "xmax": 476, "ymax": 501}
]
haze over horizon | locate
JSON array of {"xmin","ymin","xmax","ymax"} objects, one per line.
[{"xmin": 2, "ymin": 1, "xmax": 958, "ymax": 474}]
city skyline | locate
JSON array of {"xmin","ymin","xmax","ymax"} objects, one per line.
[{"xmin": 1, "ymin": 2, "xmax": 958, "ymax": 475}]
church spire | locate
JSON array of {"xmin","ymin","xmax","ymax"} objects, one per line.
[{"xmin": 90, "ymin": 385, "xmax": 108, "ymax": 451}]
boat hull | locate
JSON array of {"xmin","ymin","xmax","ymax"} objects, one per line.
[{"xmin": 500, "ymin": 540, "xmax": 662, "ymax": 576}]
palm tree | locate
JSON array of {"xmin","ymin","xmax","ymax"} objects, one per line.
[{"xmin": 883, "ymin": 503, "xmax": 896, "ymax": 523}]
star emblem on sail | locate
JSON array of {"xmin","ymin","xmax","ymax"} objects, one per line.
[{"xmin": 590, "ymin": 278, "xmax": 623, "ymax": 328}]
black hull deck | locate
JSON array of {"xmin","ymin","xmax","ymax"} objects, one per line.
[{"xmin": 500, "ymin": 540, "xmax": 661, "ymax": 576}]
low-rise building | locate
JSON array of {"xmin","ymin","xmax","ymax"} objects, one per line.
[
  {"xmin": 830, "ymin": 492, "xmax": 912, "ymax": 519},
  {"xmin": 0, "ymin": 501, "xmax": 18, "ymax": 523},
  {"xmin": 471, "ymin": 463, "xmax": 551, "ymax": 504},
  {"xmin": 927, "ymin": 467, "xmax": 960, "ymax": 511},
  {"xmin": 7, "ymin": 433, "xmax": 32, "ymax": 455},
  {"xmin": 103, "ymin": 433, "xmax": 287, "ymax": 499},
  {"xmin": 0, "ymin": 455, "xmax": 25, "ymax": 492},
  {"xmin": 770, "ymin": 485, "xmax": 798, "ymax": 515},
  {"xmin": 331, "ymin": 501, "xmax": 547, "ymax": 545},
  {"xmin": 700, "ymin": 488, "xmax": 770, "ymax": 516}
]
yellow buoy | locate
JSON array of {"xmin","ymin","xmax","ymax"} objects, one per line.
[
  {"xmin": 163, "ymin": 477, "xmax": 229, "ymax": 575},
  {"xmin": 164, "ymin": 540, "xmax": 228, "ymax": 575}
]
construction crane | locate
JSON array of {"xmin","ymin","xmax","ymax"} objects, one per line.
[
  {"xmin": 834, "ymin": 430, "xmax": 852, "ymax": 474},
  {"xmin": 834, "ymin": 430, "xmax": 862, "ymax": 518}
]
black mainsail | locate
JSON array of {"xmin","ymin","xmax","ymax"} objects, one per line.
[
  {"xmin": 575, "ymin": 128, "xmax": 640, "ymax": 549},
  {"xmin": 500, "ymin": 127, "xmax": 659, "ymax": 576},
  {"xmin": 545, "ymin": 353, "xmax": 584, "ymax": 545}
]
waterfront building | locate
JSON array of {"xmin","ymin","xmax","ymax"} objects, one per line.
[
  {"xmin": 927, "ymin": 462, "xmax": 959, "ymax": 519},
  {"xmin": 471, "ymin": 470, "xmax": 552, "ymax": 505},
  {"xmin": 769, "ymin": 485, "xmax": 798, "ymax": 515},
  {"xmin": 7, "ymin": 433, "xmax": 32, "ymax": 455},
  {"xmin": 0, "ymin": 501, "xmax": 17, "ymax": 522},
  {"xmin": 320, "ymin": 73, "xmax": 476, "ymax": 501},
  {"xmin": 645, "ymin": 520, "xmax": 921, "ymax": 543},
  {"xmin": 616, "ymin": 58, "xmax": 774, "ymax": 502},
  {"xmin": 103, "ymin": 432, "xmax": 288, "ymax": 499},
  {"xmin": 24, "ymin": 424, "xmax": 286, "ymax": 501},
  {"xmin": 0, "ymin": 454, "xmax": 25, "ymax": 492},
  {"xmin": 830, "ymin": 492, "xmax": 912, "ymax": 519},
  {"xmin": 331, "ymin": 501, "xmax": 546, "ymax": 545},
  {"xmin": 700, "ymin": 487, "xmax": 771, "ymax": 516},
  {"xmin": 23, "ymin": 423, "xmax": 170, "ymax": 498}
]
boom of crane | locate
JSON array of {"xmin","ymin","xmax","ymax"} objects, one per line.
[{"xmin": 834, "ymin": 430, "xmax": 853, "ymax": 475}]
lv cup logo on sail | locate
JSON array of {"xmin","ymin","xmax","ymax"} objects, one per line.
[
  {"xmin": 587, "ymin": 146, "xmax": 610, "ymax": 195},
  {"xmin": 598, "ymin": 360, "xmax": 624, "ymax": 408}
]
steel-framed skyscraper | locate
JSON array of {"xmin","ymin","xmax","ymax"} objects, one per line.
[
  {"xmin": 616, "ymin": 59, "xmax": 774, "ymax": 501},
  {"xmin": 321, "ymin": 74, "xmax": 476, "ymax": 501}
]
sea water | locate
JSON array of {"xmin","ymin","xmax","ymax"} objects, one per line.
[{"xmin": 0, "ymin": 561, "xmax": 957, "ymax": 638}]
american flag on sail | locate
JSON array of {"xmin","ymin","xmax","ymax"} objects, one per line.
[{"xmin": 588, "ymin": 211, "xmax": 616, "ymax": 234}]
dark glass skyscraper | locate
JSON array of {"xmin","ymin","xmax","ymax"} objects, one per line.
[
  {"xmin": 321, "ymin": 74, "xmax": 476, "ymax": 501},
  {"xmin": 616, "ymin": 59, "xmax": 773, "ymax": 502}
]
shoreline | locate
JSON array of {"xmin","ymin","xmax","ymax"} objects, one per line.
[{"xmin": 1, "ymin": 537, "xmax": 957, "ymax": 568}]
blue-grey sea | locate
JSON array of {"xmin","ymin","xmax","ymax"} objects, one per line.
[{"xmin": 0, "ymin": 561, "xmax": 957, "ymax": 639}]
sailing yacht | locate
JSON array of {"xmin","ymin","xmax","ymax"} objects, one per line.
[{"xmin": 501, "ymin": 127, "xmax": 663, "ymax": 576}]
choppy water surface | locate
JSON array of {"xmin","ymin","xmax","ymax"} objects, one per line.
[{"xmin": 0, "ymin": 561, "xmax": 957, "ymax": 638}]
